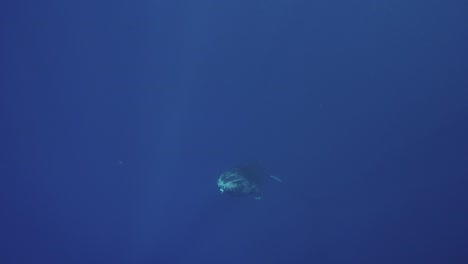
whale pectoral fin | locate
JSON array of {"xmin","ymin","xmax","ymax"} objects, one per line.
[{"xmin": 269, "ymin": 175, "xmax": 283, "ymax": 182}]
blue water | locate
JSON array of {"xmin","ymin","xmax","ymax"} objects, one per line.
[{"xmin": 1, "ymin": 0, "xmax": 467, "ymax": 263}]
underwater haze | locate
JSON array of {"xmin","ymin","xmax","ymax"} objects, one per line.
[{"xmin": 1, "ymin": 0, "xmax": 467, "ymax": 263}]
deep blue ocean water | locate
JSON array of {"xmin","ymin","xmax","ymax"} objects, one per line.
[{"xmin": 1, "ymin": 0, "xmax": 467, "ymax": 263}]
